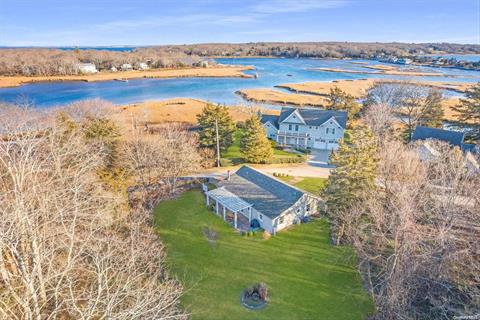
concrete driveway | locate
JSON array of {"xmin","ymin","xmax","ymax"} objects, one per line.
[
  {"xmin": 189, "ymin": 150, "xmax": 335, "ymax": 180},
  {"xmin": 307, "ymin": 150, "xmax": 334, "ymax": 168}
]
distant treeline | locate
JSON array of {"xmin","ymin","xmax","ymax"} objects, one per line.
[
  {"xmin": 0, "ymin": 47, "xmax": 203, "ymax": 76},
  {"xmin": 1, "ymin": 42, "xmax": 479, "ymax": 76},
  {"xmin": 164, "ymin": 42, "xmax": 480, "ymax": 59}
]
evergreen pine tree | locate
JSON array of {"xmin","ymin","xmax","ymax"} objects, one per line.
[
  {"xmin": 418, "ymin": 90, "xmax": 444, "ymax": 128},
  {"xmin": 197, "ymin": 104, "xmax": 236, "ymax": 150},
  {"xmin": 327, "ymin": 87, "xmax": 361, "ymax": 121},
  {"xmin": 322, "ymin": 125, "xmax": 377, "ymax": 215},
  {"xmin": 241, "ymin": 115, "xmax": 273, "ymax": 164},
  {"xmin": 452, "ymin": 82, "xmax": 480, "ymax": 140}
]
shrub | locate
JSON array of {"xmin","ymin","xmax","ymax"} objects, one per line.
[
  {"xmin": 269, "ymin": 155, "xmax": 306, "ymax": 164},
  {"xmin": 219, "ymin": 158, "xmax": 233, "ymax": 167},
  {"xmin": 256, "ymin": 282, "xmax": 268, "ymax": 301},
  {"xmin": 262, "ymin": 231, "xmax": 271, "ymax": 240}
]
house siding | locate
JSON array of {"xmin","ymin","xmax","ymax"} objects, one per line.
[
  {"xmin": 273, "ymin": 194, "xmax": 320, "ymax": 233},
  {"xmin": 270, "ymin": 118, "xmax": 344, "ymax": 150},
  {"xmin": 264, "ymin": 122, "xmax": 277, "ymax": 139}
]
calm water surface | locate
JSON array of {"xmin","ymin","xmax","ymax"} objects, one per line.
[{"xmin": 0, "ymin": 58, "xmax": 479, "ymax": 108}]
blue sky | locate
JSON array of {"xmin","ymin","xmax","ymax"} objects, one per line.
[{"xmin": 1, "ymin": 0, "xmax": 479, "ymax": 46}]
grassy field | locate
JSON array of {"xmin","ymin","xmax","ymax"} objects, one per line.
[
  {"xmin": 154, "ymin": 190, "xmax": 373, "ymax": 320},
  {"xmin": 276, "ymin": 175, "xmax": 328, "ymax": 195},
  {"xmin": 221, "ymin": 130, "xmax": 305, "ymax": 165}
]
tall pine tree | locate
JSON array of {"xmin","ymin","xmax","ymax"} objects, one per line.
[
  {"xmin": 326, "ymin": 87, "xmax": 361, "ymax": 121},
  {"xmin": 197, "ymin": 104, "xmax": 236, "ymax": 150},
  {"xmin": 241, "ymin": 115, "xmax": 273, "ymax": 164},
  {"xmin": 452, "ymin": 82, "xmax": 480, "ymax": 140},
  {"xmin": 418, "ymin": 90, "xmax": 444, "ymax": 128},
  {"xmin": 322, "ymin": 125, "xmax": 377, "ymax": 215}
]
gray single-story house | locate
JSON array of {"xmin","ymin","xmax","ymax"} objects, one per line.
[
  {"xmin": 412, "ymin": 126, "xmax": 477, "ymax": 152},
  {"xmin": 204, "ymin": 166, "xmax": 320, "ymax": 234},
  {"xmin": 412, "ymin": 126, "xmax": 479, "ymax": 174}
]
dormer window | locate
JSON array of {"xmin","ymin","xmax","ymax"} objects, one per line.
[
  {"xmin": 295, "ymin": 125, "xmax": 299, "ymax": 131},
  {"xmin": 332, "ymin": 128, "xmax": 336, "ymax": 135},
  {"xmin": 288, "ymin": 124, "xmax": 292, "ymax": 130},
  {"xmin": 326, "ymin": 128, "xmax": 330, "ymax": 134}
]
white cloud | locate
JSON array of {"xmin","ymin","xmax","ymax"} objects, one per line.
[{"xmin": 252, "ymin": 0, "xmax": 349, "ymax": 14}]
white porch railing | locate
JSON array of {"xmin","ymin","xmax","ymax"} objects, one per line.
[{"xmin": 277, "ymin": 131, "xmax": 308, "ymax": 138}]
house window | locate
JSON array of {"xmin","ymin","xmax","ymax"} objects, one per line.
[
  {"xmin": 332, "ymin": 128, "xmax": 336, "ymax": 135},
  {"xmin": 295, "ymin": 125, "xmax": 299, "ymax": 131},
  {"xmin": 329, "ymin": 140, "xmax": 336, "ymax": 143},
  {"xmin": 259, "ymin": 214, "xmax": 263, "ymax": 221},
  {"xmin": 309, "ymin": 126, "xmax": 312, "ymax": 129},
  {"xmin": 326, "ymin": 128, "xmax": 330, "ymax": 134},
  {"xmin": 279, "ymin": 216, "xmax": 284, "ymax": 224},
  {"xmin": 288, "ymin": 124, "xmax": 292, "ymax": 131},
  {"xmin": 306, "ymin": 204, "xmax": 311, "ymax": 212}
]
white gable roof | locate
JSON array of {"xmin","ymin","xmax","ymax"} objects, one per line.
[{"xmin": 281, "ymin": 109, "xmax": 305, "ymax": 124}]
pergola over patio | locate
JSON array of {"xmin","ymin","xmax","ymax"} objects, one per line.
[{"xmin": 205, "ymin": 187, "xmax": 253, "ymax": 229}]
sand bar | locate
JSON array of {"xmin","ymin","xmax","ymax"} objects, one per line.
[
  {"xmin": 311, "ymin": 67, "xmax": 448, "ymax": 77},
  {"xmin": 0, "ymin": 66, "xmax": 254, "ymax": 88},
  {"xmin": 236, "ymin": 88, "xmax": 327, "ymax": 107}
]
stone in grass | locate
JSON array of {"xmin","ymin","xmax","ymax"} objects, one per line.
[{"xmin": 241, "ymin": 283, "xmax": 268, "ymax": 310}]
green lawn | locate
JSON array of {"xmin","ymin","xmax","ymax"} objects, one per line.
[
  {"xmin": 221, "ymin": 130, "xmax": 305, "ymax": 165},
  {"xmin": 154, "ymin": 190, "xmax": 373, "ymax": 320},
  {"xmin": 276, "ymin": 176, "xmax": 328, "ymax": 195}
]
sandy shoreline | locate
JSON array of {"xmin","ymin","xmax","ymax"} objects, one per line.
[
  {"xmin": 278, "ymin": 79, "xmax": 474, "ymax": 97},
  {"xmin": 0, "ymin": 65, "xmax": 254, "ymax": 88},
  {"xmin": 236, "ymin": 88, "xmax": 327, "ymax": 107},
  {"xmin": 311, "ymin": 67, "xmax": 449, "ymax": 77},
  {"xmin": 276, "ymin": 79, "xmax": 377, "ymax": 98}
]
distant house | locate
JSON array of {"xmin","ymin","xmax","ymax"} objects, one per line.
[
  {"xmin": 397, "ymin": 58, "xmax": 412, "ymax": 65},
  {"xmin": 76, "ymin": 63, "xmax": 97, "ymax": 74},
  {"xmin": 110, "ymin": 66, "xmax": 118, "ymax": 72},
  {"xmin": 412, "ymin": 126, "xmax": 479, "ymax": 173},
  {"xmin": 261, "ymin": 107, "xmax": 347, "ymax": 150},
  {"xmin": 411, "ymin": 126, "xmax": 475, "ymax": 151},
  {"xmin": 204, "ymin": 166, "xmax": 320, "ymax": 234},
  {"xmin": 137, "ymin": 62, "xmax": 149, "ymax": 70},
  {"xmin": 120, "ymin": 63, "xmax": 133, "ymax": 71}
]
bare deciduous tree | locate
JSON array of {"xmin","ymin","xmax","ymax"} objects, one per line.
[
  {"xmin": 332, "ymin": 139, "xmax": 480, "ymax": 319},
  {"xmin": 123, "ymin": 123, "xmax": 201, "ymax": 197},
  {"xmin": 362, "ymin": 103, "xmax": 396, "ymax": 143},
  {"xmin": 0, "ymin": 105, "xmax": 186, "ymax": 320}
]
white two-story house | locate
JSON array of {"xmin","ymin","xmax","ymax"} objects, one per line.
[{"xmin": 261, "ymin": 107, "xmax": 348, "ymax": 150}]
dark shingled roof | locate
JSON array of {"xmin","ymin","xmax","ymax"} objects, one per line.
[
  {"xmin": 262, "ymin": 107, "xmax": 348, "ymax": 129},
  {"xmin": 412, "ymin": 126, "xmax": 465, "ymax": 147},
  {"xmin": 217, "ymin": 166, "xmax": 305, "ymax": 219},
  {"xmin": 260, "ymin": 114, "xmax": 280, "ymax": 129}
]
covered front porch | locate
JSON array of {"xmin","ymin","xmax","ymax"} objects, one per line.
[{"xmin": 205, "ymin": 187, "xmax": 253, "ymax": 232}]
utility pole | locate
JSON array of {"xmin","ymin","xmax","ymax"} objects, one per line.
[{"xmin": 215, "ymin": 118, "xmax": 220, "ymax": 167}]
